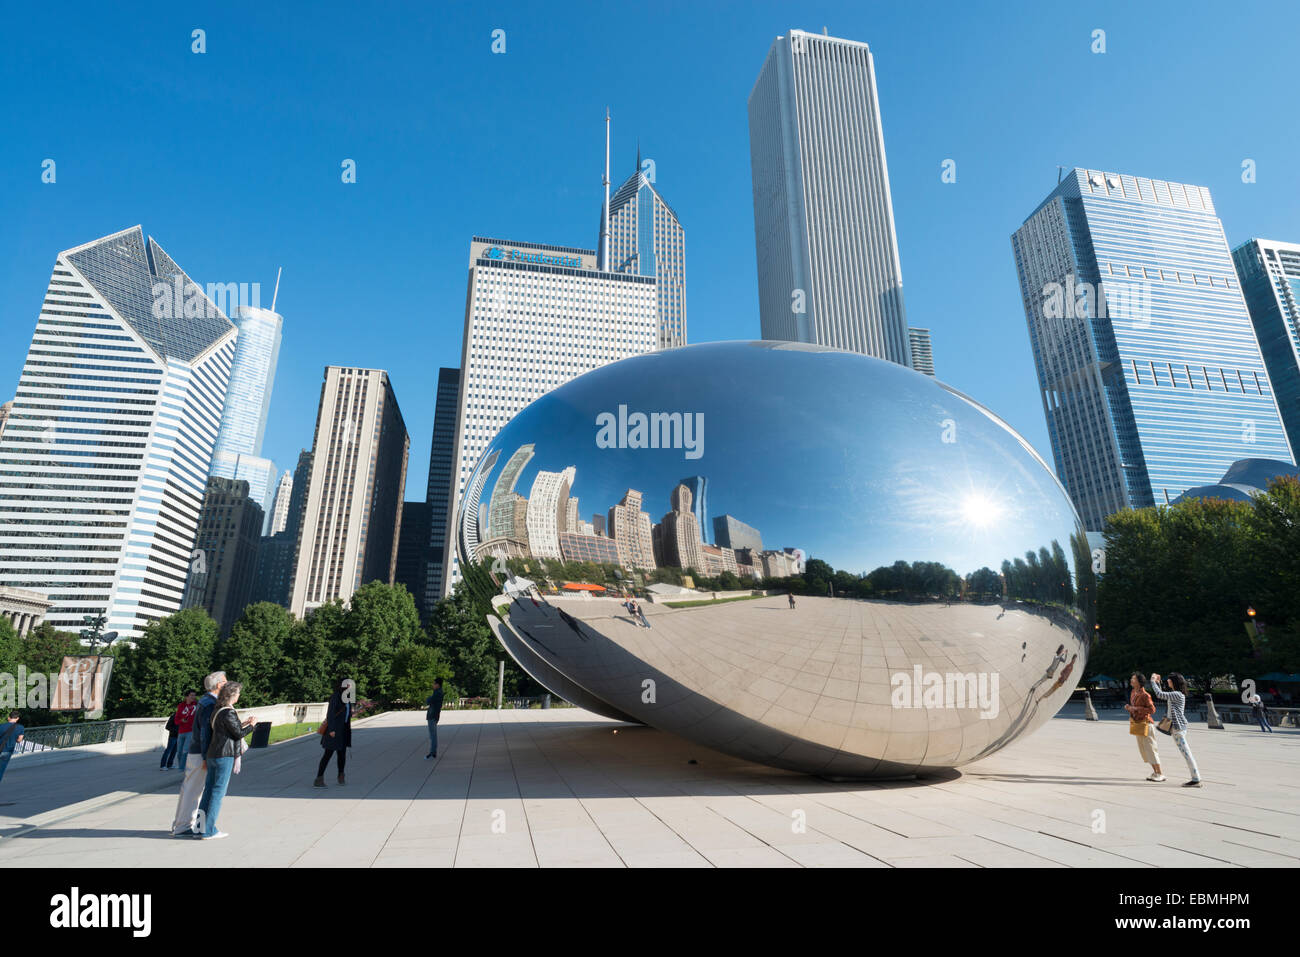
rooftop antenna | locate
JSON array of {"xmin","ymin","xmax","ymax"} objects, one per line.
[
  {"xmin": 1056, "ymin": 165, "xmax": 1066, "ymax": 185},
  {"xmin": 601, "ymin": 108, "xmax": 611, "ymax": 271},
  {"xmin": 270, "ymin": 267, "xmax": 282, "ymax": 312}
]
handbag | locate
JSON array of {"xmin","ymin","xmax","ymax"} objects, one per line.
[
  {"xmin": 1156, "ymin": 715, "xmax": 1173, "ymax": 735},
  {"xmin": 317, "ymin": 721, "xmax": 329, "ymax": 736},
  {"xmin": 1128, "ymin": 719, "xmax": 1150, "ymax": 736}
]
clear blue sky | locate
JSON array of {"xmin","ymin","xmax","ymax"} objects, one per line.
[{"xmin": 3, "ymin": 0, "xmax": 1297, "ymax": 501}]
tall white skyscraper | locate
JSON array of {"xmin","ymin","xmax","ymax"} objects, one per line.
[
  {"xmin": 209, "ymin": 303, "xmax": 283, "ymax": 517},
  {"xmin": 441, "ymin": 237, "xmax": 657, "ymax": 593},
  {"xmin": 289, "ymin": 367, "xmax": 409, "ymax": 616},
  {"xmin": 0, "ymin": 226, "xmax": 237, "ymax": 639},
  {"xmin": 525, "ymin": 466, "xmax": 575, "ymax": 560},
  {"xmin": 602, "ymin": 150, "xmax": 687, "ymax": 349},
  {"xmin": 748, "ymin": 29, "xmax": 912, "ymax": 364},
  {"xmin": 267, "ymin": 469, "xmax": 294, "ymax": 535}
]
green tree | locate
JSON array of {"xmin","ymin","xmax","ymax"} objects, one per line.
[
  {"xmin": 276, "ymin": 618, "xmax": 335, "ymax": 703},
  {"xmin": 109, "ymin": 609, "xmax": 218, "ymax": 717},
  {"xmin": 218, "ymin": 602, "xmax": 293, "ymax": 706},
  {"xmin": 332, "ymin": 581, "xmax": 423, "ymax": 701},
  {"xmin": 392, "ymin": 642, "xmax": 455, "ymax": 704}
]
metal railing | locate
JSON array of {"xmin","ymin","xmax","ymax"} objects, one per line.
[
  {"xmin": 442, "ymin": 695, "xmax": 576, "ymax": 711},
  {"xmin": 14, "ymin": 720, "xmax": 125, "ymax": 754}
]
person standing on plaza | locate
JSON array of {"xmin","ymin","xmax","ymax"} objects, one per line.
[
  {"xmin": 788, "ymin": 593, "xmax": 796, "ymax": 609},
  {"xmin": 0, "ymin": 711, "xmax": 25, "ymax": 787},
  {"xmin": 425, "ymin": 678, "xmax": 444, "ymax": 759},
  {"xmin": 1124, "ymin": 672, "xmax": 1163, "ymax": 782},
  {"xmin": 171, "ymin": 671, "xmax": 225, "ymax": 836},
  {"xmin": 314, "ymin": 677, "xmax": 352, "ymax": 788},
  {"xmin": 196, "ymin": 682, "xmax": 258, "ymax": 841},
  {"xmin": 1249, "ymin": 693, "xmax": 1273, "ymax": 733},
  {"xmin": 173, "ymin": 690, "xmax": 198, "ymax": 771},
  {"xmin": 160, "ymin": 708, "xmax": 179, "ymax": 770},
  {"xmin": 1150, "ymin": 671, "xmax": 1202, "ymax": 787}
]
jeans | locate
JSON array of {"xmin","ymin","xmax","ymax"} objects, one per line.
[
  {"xmin": 427, "ymin": 719, "xmax": 438, "ymax": 756},
  {"xmin": 198, "ymin": 756, "xmax": 235, "ymax": 837},
  {"xmin": 1256, "ymin": 712, "xmax": 1272, "ymax": 732},
  {"xmin": 160, "ymin": 736, "xmax": 178, "ymax": 768},
  {"xmin": 176, "ymin": 732, "xmax": 192, "ymax": 769},
  {"xmin": 1172, "ymin": 729, "xmax": 1200, "ymax": 780},
  {"xmin": 0, "ymin": 751, "xmax": 11, "ymax": 785}
]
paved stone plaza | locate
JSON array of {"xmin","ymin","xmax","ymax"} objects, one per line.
[{"xmin": 0, "ymin": 706, "xmax": 1295, "ymax": 867}]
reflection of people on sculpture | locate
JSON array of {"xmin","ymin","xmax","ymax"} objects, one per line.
[
  {"xmin": 1125, "ymin": 672, "xmax": 1163, "ymax": 781},
  {"xmin": 1036, "ymin": 654, "xmax": 1077, "ymax": 702},
  {"xmin": 972, "ymin": 643, "xmax": 1071, "ymax": 761}
]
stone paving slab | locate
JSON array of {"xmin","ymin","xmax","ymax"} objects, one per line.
[{"xmin": 0, "ymin": 705, "xmax": 1296, "ymax": 867}]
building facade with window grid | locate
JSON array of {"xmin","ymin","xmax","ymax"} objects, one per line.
[
  {"xmin": 1012, "ymin": 169, "xmax": 1294, "ymax": 531},
  {"xmin": 441, "ymin": 237, "xmax": 657, "ymax": 594},
  {"xmin": 0, "ymin": 226, "xmax": 236, "ymax": 639}
]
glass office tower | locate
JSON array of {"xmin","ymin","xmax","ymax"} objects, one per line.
[
  {"xmin": 422, "ymin": 367, "xmax": 461, "ymax": 617},
  {"xmin": 1012, "ymin": 169, "xmax": 1294, "ymax": 531},
  {"xmin": 748, "ymin": 29, "xmax": 912, "ymax": 364},
  {"xmin": 601, "ymin": 152, "xmax": 687, "ymax": 349},
  {"xmin": 209, "ymin": 304, "xmax": 283, "ymax": 518},
  {"xmin": 1232, "ymin": 239, "xmax": 1300, "ymax": 456},
  {"xmin": 0, "ymin": 226, "xmax": 237, "ymax": 638}
]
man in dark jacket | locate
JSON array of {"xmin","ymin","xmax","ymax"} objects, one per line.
[
  {"xmin": 170, "ymin": 671, "xmax": 225, "ymax": 836},
  {"xmin": 425, "ymin": 679, "xmax": 444, "ymax": 759}
]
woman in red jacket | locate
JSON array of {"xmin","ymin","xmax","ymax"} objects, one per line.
[
  {"xmin": 173, "ymin": 691, "xmax": 198, "ymax": 773},
  {"xmin": 1124, "ymin": 672, "xmax": 1163, "ymax": 781}
]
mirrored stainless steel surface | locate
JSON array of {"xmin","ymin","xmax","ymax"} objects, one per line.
[{"xmin": 458, "ymin": 341, "xmax": 1094, "ymax": 777}]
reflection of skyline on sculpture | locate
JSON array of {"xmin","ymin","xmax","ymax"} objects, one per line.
[
  {"xmin": 469, "ymin": 448, "xmax": 804, "ymax": 581},
  {"xmin": 456, "ymin": 342, "xmax": 1093, "ymax": 777},
  {"xmin": 459, "ymin": 342, "xmax": 1080, "ymax": 582}
]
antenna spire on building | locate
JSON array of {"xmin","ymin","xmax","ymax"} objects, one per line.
[
  {"xmin": 271, "ymin": 267, "xmax": 282, "ymax": 312},
  {"xmin": 601, "ymin": 108, "xmax": 611, "ymax": 271}
]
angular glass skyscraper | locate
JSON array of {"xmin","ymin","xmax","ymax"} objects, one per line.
[
  {"xmin": 0, "ymin": 226, "xmax": 237, "ymax": 638},
  {"xmin": 1012, "ymin": 169, "xmax": 1294, "ymax": 531},
  {"xmin": 908, "ymin": 327, "xmax": 934, "ymax": 377},
  {"xmin": 748, "ymin": 29, "xmax": 911, "ymax": 365},
  {"xmin": 209, "ymin": 304, "xmax": 283, "ymax": 519},
  {"xmin": 1232, "ymin": 239, "xmax": 1300, "ymax": 455},
  {"xmin": 601, "ymin": 152, "xmax": 687, "ymax": 349}
]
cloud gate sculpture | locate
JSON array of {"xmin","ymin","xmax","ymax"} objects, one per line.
[{"xmin": 456, "ymin": 341, "xmax": 1094, "ymax": 777}]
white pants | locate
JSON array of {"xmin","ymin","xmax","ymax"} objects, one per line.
[{"xmin": 172, "ymin": 760, "xmax": 205, "ymax": 834}]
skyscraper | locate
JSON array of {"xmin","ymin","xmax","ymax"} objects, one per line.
[
  {"xmin": 1232, "ymin": 239, "xmax": 1300, "ymax": 455},
  {"xmin": 394, "ymin": 500, "xmax": 431, "ymax": 613},
  {"xmin": 289, "ymin": 367, "xmax": 409, "ymax": 616},
  {"xmin": 1012, "ymin": 169, "xmax": 1294, "ymax": 530},
  {"xmin": 713, "ymin": 514, "xmax": 763, "ymax": 553},
  {"xmin": 678, "ymin": 475, "xmax": 709, "ymax": 545},
  {"xmin": 608, "ymin": 489, "xmax": 656, "ymax": 570},
  {"xmin": 525, "ymin": 466, "xmax": 575, "ymax": 559},
  {"xmin": 184, "ymin": 477, "xmax": 264, "ymax": 636},
  {"xmin": 602, "ymin": 151, "xmax": 687, "ymax": 349},
  {"xmin": 441, "ymin": 237, "xmax": 657, "ymax": 594},
  {"xmin": 660, "ymin": 483, "xmax": 705, "ymax": 572},
  {"xmin": 422, "ymin": 367, "xmax": 461, "ymax": 615},
  {"xmin": 267, "ymin": 469, "xmax": 293, "ymax": 536},
  {"xmin": 909, "ymin": 327, "xmax": 935, "ymax": 376},
  {"xmin": 748, "ymin": 29, "xmax": 911, "ymax": 364},
  {"xmin": 209, "ymin": 304, "xmax": 283, "ymax": 517},
  {"xmin": 0, "ymin": 226, "xmax": 237, "ymax": 639},
  {"xmin": 252, "ymin": 450, "xmax": 311, "ymax": 607}
]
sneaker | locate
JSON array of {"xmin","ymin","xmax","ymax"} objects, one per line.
[
  {"xmin": 313, "ymin": 777, "xmax": 326, "ymax": 788},
  {"xmin": 1147, "ymin": 773, "xmax": 1166, "ymax": 782},
  {"xmin": 337, "ymin": 774, "xmax": 346, "ymax": 785},
  {"xmin": 201, "ymin": 831, "xmax": 229, "ymax": 841},
  {"xmin": 425, "ymin": 753, "xmax": 432, "ymax": 759},
  {"xmin": 1183, "ymin": 779, "xmax": 1203, "ymax": 788}
]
